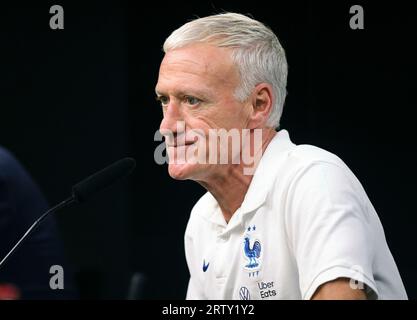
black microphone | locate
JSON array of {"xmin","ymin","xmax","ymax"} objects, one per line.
[
  {"xmin": 72, "ymin": 157, "xmax": 136, "ymax": 203},
  {"xmin": 0, "ymin": 157, "xmax": 136, "ymax": 271}
]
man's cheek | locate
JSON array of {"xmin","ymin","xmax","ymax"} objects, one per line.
[{"xmin": 182, "ymin": 143, "xmax": 200, "ymax": 164}]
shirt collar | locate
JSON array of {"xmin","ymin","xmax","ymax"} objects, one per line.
[
  {"xmin": 199, "ymin": 129, "xmax": 296, "ymax": 228},
  {"xmin": 239, "ymin": 129, "xmax": 295, "ymax": 215}
]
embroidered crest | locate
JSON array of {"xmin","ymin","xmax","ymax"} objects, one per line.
[{"xmin": 243, "ymin": 225, "xmax": 262, "ymax": 277}]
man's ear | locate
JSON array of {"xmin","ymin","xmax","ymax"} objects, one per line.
[{"xmin": 247, "ymin": 83, "xmax": 274, "ymax": 129}]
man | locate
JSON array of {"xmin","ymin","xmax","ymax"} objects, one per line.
[
  {"xmin": 155, "ymin": 13, "xmax": 407, "ymax": 299},
  {"xmin": 0, "ymin": 146, "xmax": 78, "ymax": 299}
]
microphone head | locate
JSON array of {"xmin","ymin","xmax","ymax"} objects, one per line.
[{"xmin": 72, "ymin": 157, "xmax": 136, "ymax": 203}]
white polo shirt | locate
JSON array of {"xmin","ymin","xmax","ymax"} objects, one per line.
[{"xmin": 184, "ymin": 129, "xmax": 407, "ymax": 300}]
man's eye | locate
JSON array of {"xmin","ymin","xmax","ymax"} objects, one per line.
[
  {"xmin": 156, "ymin": 96, "xmax": 169, "ymax": 106},
  {"xmin": 184, "ymin": 96, "xmax": 201, "ymax": 105}
]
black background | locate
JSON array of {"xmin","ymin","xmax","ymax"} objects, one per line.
[{"xmin": 0, "ymin": 1, "xmax": 416, "ymax": 299}]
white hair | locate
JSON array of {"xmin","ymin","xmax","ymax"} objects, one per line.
[{"xmin": 163, "ymin": 12, "xmax": 288, "ymax": 129}]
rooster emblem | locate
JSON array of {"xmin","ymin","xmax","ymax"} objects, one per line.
[{"xmin": 243, "ymin": 236, "xmax": 261, "ymax": 269}]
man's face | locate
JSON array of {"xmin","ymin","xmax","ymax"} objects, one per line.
[{"xmin": 156, "ymin": 43, "xmax": 252, "ymax": 181}]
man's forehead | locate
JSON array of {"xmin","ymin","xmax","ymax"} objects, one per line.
[
  {"xmin": 159, "ymin": 54, "xmax": 210, "ymax": 76},
  {"xmin": 164, "ymin": 43, "xmax": 232, "ymax": 66},
  {"xmin": 158, "ymin": 44, "xmax": 238, "ymax": 89}
]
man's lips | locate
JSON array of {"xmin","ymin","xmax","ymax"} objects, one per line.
[{"xmin": 167, "ymin": 141, "xmax": 196, "ymax": 147}]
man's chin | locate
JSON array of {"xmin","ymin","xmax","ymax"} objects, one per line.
[{"xmin": 168, "ymin": 163, "xmax": 197, "ymax": 180}]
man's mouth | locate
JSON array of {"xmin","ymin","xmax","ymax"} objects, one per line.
[{"xmin": 167, "ymin": 141, "xmax": 196, "ymax": 147}]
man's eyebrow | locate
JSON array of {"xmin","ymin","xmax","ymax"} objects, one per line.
[
  {"xmin": 155, "ymin": 88, "xmax": 164, "ymax": 96},
  {"xmin": 155, "ymin": 88, "xmax": 211, "ymax": 99}
]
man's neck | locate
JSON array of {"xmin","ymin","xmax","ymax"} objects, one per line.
[{"xmin": 199, "ymin": 128, "xmax": 277, "ymax": 223}]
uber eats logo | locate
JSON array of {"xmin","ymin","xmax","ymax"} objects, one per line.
[{"xmin": 258, "ymin": 281, "xmax": 276, "ymax": 298}]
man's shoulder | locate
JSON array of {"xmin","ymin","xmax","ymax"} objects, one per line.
[
  {"xmin": 274, "ymin": 143, "xmax": 350, "ymax": 179},
  {"xmin": 264, "ymin": 131, "xmax": 348, "ymax": 176},
  {"xmin": 289, "ymin": 144, "xmax": 345, "ymax": 166},
  {"xmin": 275, "ymin": 144, "xmax": 367, "ymax": 213},
  {"xmin": 265, "ymin": 142, "xmax": 355, "ymax": 196},
  {"xmin": 0, "ymin": 146, "xmax": 17, "ymax": 169},
  {"xmin": 0, "ymin": 146, "xmax": 22, "ymax": 183}
]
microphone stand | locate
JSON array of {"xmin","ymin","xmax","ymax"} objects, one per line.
[
  {"xmin": 0, "ymin": 196, "xmax": 76, "ymax": 271},
  {"xmin": 0, "ymin": 157, "xmax": 135, "ymax": 272}
]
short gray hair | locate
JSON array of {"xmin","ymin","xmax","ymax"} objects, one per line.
[{"xmin": 163, "ymin": 12, "xmax": 288, "ymax": 129}]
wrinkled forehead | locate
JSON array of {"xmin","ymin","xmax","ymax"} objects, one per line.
[{"xmin": 157, "ymin": 44, "xmax": 239, "ymax": 91}]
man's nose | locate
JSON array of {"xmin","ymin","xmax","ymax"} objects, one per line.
[{"xmin": 159, "ymin": 102, "xmax": 183, "ymax": 136}]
